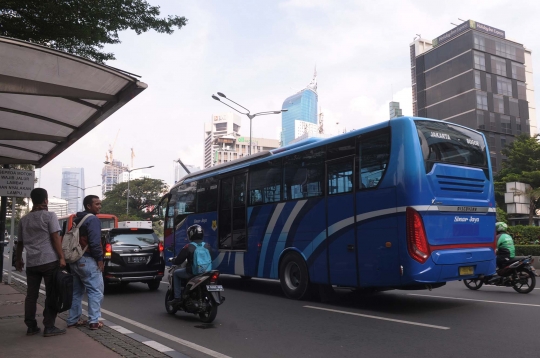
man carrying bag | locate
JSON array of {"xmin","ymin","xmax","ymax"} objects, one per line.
[{"xmin": 15, "ymin": 188, "xmax": 67, "ymax": 337}]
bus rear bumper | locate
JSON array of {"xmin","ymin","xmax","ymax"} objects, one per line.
[{"xmin": 406, "ymin": 248, "xmax": 497, "ymax": 284}]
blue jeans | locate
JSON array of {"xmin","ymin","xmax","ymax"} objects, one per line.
[
  {"xmin": 173, "ymin": 267, "xmax": 192, "ymax": 299},
  {"xmin": 67, "ymin": 256, "xmax": 104, "ymax": 325}
]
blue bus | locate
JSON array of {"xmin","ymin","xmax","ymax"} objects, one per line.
[{"xmin": 158, "ymin": 116, "xmax": 496, "ymax": 299}]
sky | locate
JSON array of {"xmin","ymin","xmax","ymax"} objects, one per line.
[{"xmin": 38, "ymin": 0, "xmax": 540, "ymax": 199}]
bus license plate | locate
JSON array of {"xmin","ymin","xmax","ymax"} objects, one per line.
[
  {"xmin": 459, "ymin": 266, "xmax": 474, "ymax": 276},
  {"xmin": 206, "ymin": 285, "xmax": 224, "ymax": 292}
]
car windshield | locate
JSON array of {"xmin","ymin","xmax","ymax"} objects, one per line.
[{"xmin": 110, "ymin": 233, "xmax": 157, "ymax": 246}]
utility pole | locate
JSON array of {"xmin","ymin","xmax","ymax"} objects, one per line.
[{"xmin": 0, "ymin": 164, "xmax": 9, "ymax": 279}]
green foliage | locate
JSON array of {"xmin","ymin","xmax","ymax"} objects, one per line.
[
  {"xmin": 507, "ymin": 225, "xmax": 540, "ymax": 245},
  {"xmin": 497, "ymin": 134, "xmax": 540, "ymax": 180},
  {"xmin": 101, "ymin": 178, "xmax": 168, "ymax": 221},
  {"xmin": 0, "ymin": 0, "xmax": 187, "ymax": 63},
  {"xmin": 496, "ymin": 207, "xmax": 507, "ymax": 223},
  {"xmin": 515, "ymin": 245, "xmax": 540, "ymax": 256}
]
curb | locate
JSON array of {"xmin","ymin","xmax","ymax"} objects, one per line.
[{"xmin": 3, "ymin": 272, "xmax": 189, "ymax": 358}]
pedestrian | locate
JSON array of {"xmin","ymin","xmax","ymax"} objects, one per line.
[
  {"xmin": 15, "ymin": 188, "xmax": 67, "ymax": 337},
  {"xmin": 66, "ymin": 195, "xmax": 104, "ymax": 330}
]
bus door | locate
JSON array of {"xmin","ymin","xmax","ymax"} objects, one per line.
[
  {"xmin": 326, "ymin": 155, "xmax": 358, "ymax": 287},
  {"xmin": 218, "ymin": 172, "xmax": 247, "ymax": 251}
]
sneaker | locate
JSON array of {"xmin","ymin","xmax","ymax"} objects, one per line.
[
  {"xmin": 43, "ymin": 326, "xmax": 66, "ymax": 337},
  {"xmin": 26, "ymin": 326, "xmax": 41, "ymax": 336},
  {"xmin": 168, "ymin": 298, "xmax": 183, "ymax": 305}
]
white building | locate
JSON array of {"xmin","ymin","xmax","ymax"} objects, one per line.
[
  {"xmin": 102, "ymin": 160, "xmax": 127, "ymax": 196},
  {"xmin": 47, "ymin": 197, "xmax": 70, "ymax": 218}
]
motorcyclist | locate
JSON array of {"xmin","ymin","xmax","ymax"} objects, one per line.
[
  {"xmin": 169, "ymin": 224, "xmax": 212, "ymax": 305},
  {"xmin": 486, "ymin": 222, "xmax": 515, "ymax": 284},
  {"xmin": 495, "ymin": 222, "xmax": 515, "ymax": 268}
]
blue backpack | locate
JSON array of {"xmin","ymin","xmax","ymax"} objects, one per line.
[{"xmin": 190, "ymin": 241, "xmax": 212, "ymax": 274}]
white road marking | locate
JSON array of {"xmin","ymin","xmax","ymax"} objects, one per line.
[
  {"xmin": 480, "ymin": 285, "xmax": 540, "ymax": 290},
  {"xmin": 4, "ymin": 269, "xmax": 231, "ymax": 358},
  {"xmin": 408, "ymin": 293, "xmax": 540, "ymax": 307},
  {"xmin": 109, "ymin": 325, "xmax": 133, "ymax": 334},
  {"xmin": 143, "ymin": 340, "xmax": 174, "ymax": 352},
  {"xmin": 304, "ymin": 305, "xmax": 450, "ymax": 330}
]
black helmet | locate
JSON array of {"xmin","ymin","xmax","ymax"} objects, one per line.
[{"xmin": 187, "ymin": 224, "xmax": 203, "ymax": 241}]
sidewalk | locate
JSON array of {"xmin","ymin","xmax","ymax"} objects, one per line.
[
  {"xmin": 0, "ymin": 283, "xmax": 120, "ymax": 358},
  {"xmin": 1, "ymin": 272, "xmax": 175, "ymax": 358}
]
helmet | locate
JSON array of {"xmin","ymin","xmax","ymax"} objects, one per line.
[
  {"xmin": 495, "ymin": 222, "xmax": 508, "ymax": 232},
  {"xmin": 187, "ymin": 224, "xmax": 204, "ymax": 241}
]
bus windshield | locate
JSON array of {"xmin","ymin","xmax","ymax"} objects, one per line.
[
  {"xmin": 100, "ymin": 218, "xmax": 116, "ymax": 229},
  {"xmin": 415, "ymin": 120, "xmax": 488, "ymax": 172}
]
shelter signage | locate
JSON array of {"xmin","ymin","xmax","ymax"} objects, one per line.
[{"xmin": 0, "ymin": 169, "xmax": 35, "ymax": 197}]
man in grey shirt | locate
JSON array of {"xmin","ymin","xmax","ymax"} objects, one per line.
[{"xmin": 15, "ymin": 188, "xmax": 67, "ymax": 337}]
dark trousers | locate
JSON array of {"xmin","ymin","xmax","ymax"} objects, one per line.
[{"xmin": 25, "ymin": 261, "xmax": 59, "ymax": 329}]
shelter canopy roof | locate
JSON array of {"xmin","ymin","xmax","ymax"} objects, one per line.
[{"xmin": 0, "ymin": 36, "xmax": 147, "ymax": 167}]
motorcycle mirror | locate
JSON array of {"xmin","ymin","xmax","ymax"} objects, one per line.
[{"xmin": 168, "ymin": 257, "xmax": 173, "ymax": 262}]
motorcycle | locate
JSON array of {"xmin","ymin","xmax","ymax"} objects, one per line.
[
  {"xmin": 164, "ymin": 263, "xmax": 225, "ymax": 323},
  {"xmin": 463, "ymin": 255, "xmax": 537, "ymax": 294}
]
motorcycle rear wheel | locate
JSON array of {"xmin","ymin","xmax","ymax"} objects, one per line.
[
  {"xmin": 165, "ymin": 289, "xmax": 178, "ymax": 315},
  {"xmin": 512, "ymin": 269, "xmax": 536, "ymax": 294},
  {"xmin": 463, "ymin": 279, "xmax": 483, "ymax": 290},
  {"xmin": 198, "ymin": 304, "xmax": 218, "ymax": 323}
]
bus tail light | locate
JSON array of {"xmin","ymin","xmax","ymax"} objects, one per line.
[
  {"xmin": 406, "ymin": 207, "xmax": 430, "ymax": 264},
  {"xmin": 105, "ymin": 243, "xmax": 112, "ymax": 259}
]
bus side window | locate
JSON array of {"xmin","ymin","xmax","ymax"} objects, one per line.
[
  {"xmin": 358, "ymin": 129, "xmax": 391, "ymax": 189},
  {"xmin": 283, "ymin": 148, "xmax": 325, "ymax": 200},
  {"xmin": 249, "ymin": 160, "xmax": 282, "ymax": 204}
]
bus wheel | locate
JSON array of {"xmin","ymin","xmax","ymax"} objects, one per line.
[{"xmin": 279, "ymin": 252, "xmax": 310, "ymax": 300}]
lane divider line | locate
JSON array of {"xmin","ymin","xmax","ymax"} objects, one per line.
[
  {"xmin": 304, "ymin": 305, "xmax": 450, "ymax": 330},
  {"xmin": 408, "ymin": 293, "xmax": 540, "ymax": 307},
  {"xmin": 4, "ymin": 270, "xmax": 228, "ymax": 358}
]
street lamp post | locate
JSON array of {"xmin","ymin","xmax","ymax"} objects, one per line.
[
  {"xmin": 212, "ymin": 92, "xmax": 287, "ymax": 155},
  {"xmin": 105, "ymin": 162, "xmax": 155, "ymax": 215}
]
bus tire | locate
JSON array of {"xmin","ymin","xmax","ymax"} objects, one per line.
[{"xmin": 279, "ymin": 252, "xmax": 311, "ymax": 300}]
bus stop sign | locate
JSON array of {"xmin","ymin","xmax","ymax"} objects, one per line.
[{"xmin": 0, "ymin": 169, "xmax": 35, "ymax": 197}]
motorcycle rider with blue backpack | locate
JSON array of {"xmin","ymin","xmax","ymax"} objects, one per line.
[{"xmin": 169, "ymin": 224, "xmax": 212, "ymax": 305}]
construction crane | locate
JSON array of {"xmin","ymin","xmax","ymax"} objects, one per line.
[{"xmin": 106, "ymin": 129, "xmax": 120, "ymax": 163}]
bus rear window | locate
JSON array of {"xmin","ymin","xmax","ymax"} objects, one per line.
[{"xmin": 415, "ymin": 120, "xmax": 487, "ymax": 172}]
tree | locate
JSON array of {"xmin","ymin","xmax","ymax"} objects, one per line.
[
  {"xmin": 0, "ymin": 0, "xmax": 187, "ymax": 63},
  {"xmin": 496, "ymin": 134, "xmax": 540, "ymax": 225},
  {"xmin": 101, "ymin": 178, "xmax": 168, "ymax": 221}
]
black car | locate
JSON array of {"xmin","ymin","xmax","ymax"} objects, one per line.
[{"xmin": 102, "ymin": 228, "xmax": 165, "ymax": 290}]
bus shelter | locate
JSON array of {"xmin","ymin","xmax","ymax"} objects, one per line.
[
  {"xmin": 0, "ymin": 35, "xmax": 148, "ymax": 271},
  {"xmin": 0, "ymin": 35, "xmax": 147, "ymax": 167}
]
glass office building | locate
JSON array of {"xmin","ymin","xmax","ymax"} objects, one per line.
[
  {"xmin": 411, "ymin": 20, "xmax": 535, "ymax": 173},
  {"xmin": 61, "ymin": 167, "xmax": 84, "ymax": 214},
  {"xmin": 281, "ymin": 71, "xmax": 318, "ymax": 146}
]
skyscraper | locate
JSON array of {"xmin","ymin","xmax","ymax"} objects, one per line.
[
  {"xmin": 61, "ymin": 167, "xmax": 84, "ymax": 213},
  {"xmin": 174, "ymin": 162, "xmax": 200, "ymax": 183},
  {"xmin": 410, "ymin": 20, "xmax": 535, "ymax": 172},
  {"xmin": 101, "ymin": 160, "xmax": 127, "ymax": 196},
  {"xmin": 281, "ymin": 69, "xmax": 318, "ymax": 146}
]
